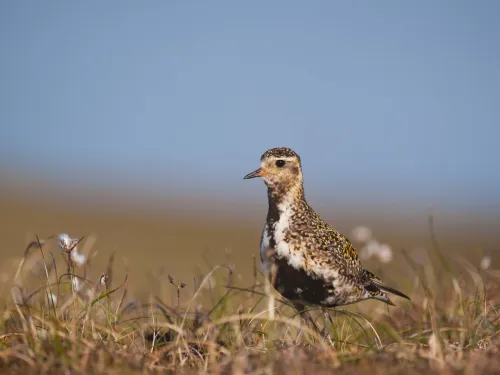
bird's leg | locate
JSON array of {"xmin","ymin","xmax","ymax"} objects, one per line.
[
  {"xmin": 321, "ymin": 308, "xmax": 334, "ymax": 340},
  {"xmin": 264, "ymin": 280, "xmax": 275, "ymax": 320},
  {"xmin": 266, "ymin": 262, "xmax": 278, "ymax": 321},
  {"xmin": 293, "ymin": 303, "xmax": 320, "ymax": 344},
  {"xmin": 294, "ymin": 303, "xmax": 306, "ymax": 345}
]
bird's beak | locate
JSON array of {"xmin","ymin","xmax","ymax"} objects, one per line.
[{"xmin": 243, "ymin": 168, "xmax": 267, "ymax": 180}]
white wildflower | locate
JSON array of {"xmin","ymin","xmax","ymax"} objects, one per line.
[
  {"xmin": 58, "ymin": 233, "xmax": 78, "ymax": 253},
  {"xmin": 59, "ymin": 233, "xmax": 86, "ymax": 267},
  {"xmin": 72, "ymin": 277, "xmax": 81, "ymax": 292},
  {"xmin": 48, "ymin": 293, "xmax": 57, "ymax": 307},
  {"xmin": 360, "ymin": 239, "xmax": 380, "ymax": 260},
  {"xmin": 99, "ymin": 273, "xmax": 108, "ymax": 288},
  {"xmin": 480, "ymin": 256, "xmax": 491, "ymax": 270},
  {"xmin": 360, "ymin": 239, "xmax": 393, "ymax": 263},
  {"xmin": 376, "ymin": 243, "xmax": 393, "ymax": 263},
  {"xmin": 351, "ymin": 226, "xmax": 372, "ymax": 243},
  {"xmin": 70, "ymin": 251, "xmax": 86, "ymax": 267}
]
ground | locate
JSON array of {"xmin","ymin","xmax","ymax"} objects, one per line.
[{"xmin": 0, "ymin": 189, "xmax": 499, "ymax": 374}]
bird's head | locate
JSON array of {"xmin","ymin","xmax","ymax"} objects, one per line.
[{"xmin": 244, "ymin": 147, "xmax": 304, "ymax": 198}]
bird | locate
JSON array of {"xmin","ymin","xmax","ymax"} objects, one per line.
[{"xmin": 243, "ymin": 147, "xmax": 409, "ymax": 315}]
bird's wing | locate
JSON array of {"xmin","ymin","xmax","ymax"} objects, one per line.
[
  {"xmin": 290, "ymin": 210, "xmax": 363, "ymax": 278},
  {"xmin": 291, "ymin": 221, "xmax": 360, "ymax": 270},
  {"xmin": 321, "ymin": 230, "xmax": 363, "ymax": 272}
]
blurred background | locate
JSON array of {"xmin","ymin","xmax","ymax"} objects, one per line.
[{"xmin": 1, "ymin": 1, "xmax": 499, "ymax": 294}]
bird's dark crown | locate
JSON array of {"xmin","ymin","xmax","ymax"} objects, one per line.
[{"xmin": 260, "ymin": 147, "xmax": 301, "ymax": 163}]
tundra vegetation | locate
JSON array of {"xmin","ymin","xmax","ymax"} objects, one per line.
[{"xmin": 0, "ymin": 219, "xmax": 499, "ymax": 374}]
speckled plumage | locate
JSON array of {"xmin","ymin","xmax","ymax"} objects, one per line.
[{"xmin": 245, "ymin": 147, "xmax": 409, "ymax": 309}]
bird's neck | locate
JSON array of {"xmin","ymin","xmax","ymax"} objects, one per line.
[{"xmin": 266, "ymin": 182, "xmax": 305, "ymax": 225}]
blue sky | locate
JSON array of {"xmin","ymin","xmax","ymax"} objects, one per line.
[{"xmin": 1, "ymin": 1, "xmax": 499, "ymax": 210}]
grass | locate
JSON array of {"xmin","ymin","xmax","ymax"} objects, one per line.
[{"xmin": 1, "ymin": 218, "xmax": 499, "ymax": 374}]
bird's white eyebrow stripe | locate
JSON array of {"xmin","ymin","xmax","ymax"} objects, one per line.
[{"xmin": 265, "ymin": 156, "xmax": 297, "ymax": 162}]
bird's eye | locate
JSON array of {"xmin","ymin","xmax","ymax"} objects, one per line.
[{"xmin": 275, "ymin": 160, "xmax": 286, "ymax": 168}]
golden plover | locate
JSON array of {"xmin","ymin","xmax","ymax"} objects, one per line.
[{"xmin": 244, "ymin": 147, "xmax": 409, "ymax": 313}]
